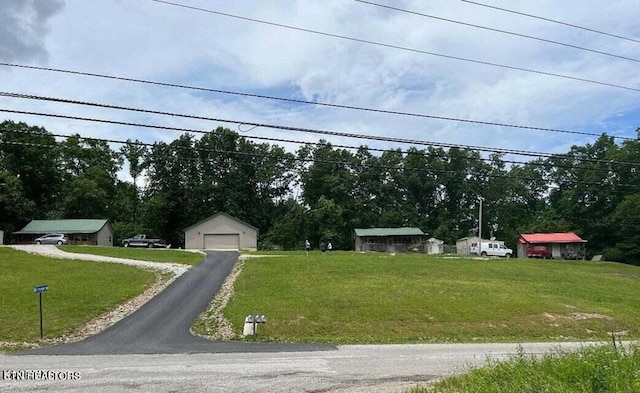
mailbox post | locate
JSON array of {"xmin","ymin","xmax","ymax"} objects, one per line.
[
  {"xmin": 243, "ymin": 314, "xmax": 267, "ymax": 339},
  {"xmin": 33, "ymin": 285, "xmax": 48, "ymax": 339}
]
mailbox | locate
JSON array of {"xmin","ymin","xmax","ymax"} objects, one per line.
[{"xmin": 243, "ymin": 314, "xmax": 267, "ymax": 337}]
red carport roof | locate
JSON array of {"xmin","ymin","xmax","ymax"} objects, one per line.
[{"xmin": 519, "ymin": 232, "xmax": 586, "ymax": 244}]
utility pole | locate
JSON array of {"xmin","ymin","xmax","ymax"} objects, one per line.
[{"xmin": 478, "ymin": 197, "xmax": 483, "ymax": 245}]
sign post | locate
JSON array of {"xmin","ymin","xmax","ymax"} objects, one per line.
[{"xmin": 33, "ymin": 285, "xmax": 48, "ymax": 339}]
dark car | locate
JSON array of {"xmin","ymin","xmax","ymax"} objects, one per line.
[
  {"xmin": 35, "ymin": 233, "xmax": 69, "ymax": 245},
  {"xmin": 527, "ymin": 245, "xmax": 551, "ymax": 259}
]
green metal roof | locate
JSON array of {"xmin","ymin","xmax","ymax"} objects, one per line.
[
  {"xmin": 354, "ymin": 227, "xmax": 425, "ymax": 237},
  {"xmin": 15, "ymin": 219, "xmax": 109, "ymax": 234}
]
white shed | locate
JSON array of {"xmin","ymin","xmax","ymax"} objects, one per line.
[
  {"xmin": 426, "ymin": 237, "xmax": 444, "ymax": 255},
  {"xmin": 184, "ymin": 212, "xmax": 258, "ymax": 251}
]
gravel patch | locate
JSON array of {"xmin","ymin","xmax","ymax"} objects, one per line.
[{"xmin": 10, "ymin": 245, "xmax": 190, "ymax": 276}]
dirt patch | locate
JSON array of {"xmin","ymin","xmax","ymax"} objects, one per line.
[
  {"xmin": 608, "ymin": 272, "xmax": 640, "ymax": 280},
  {"xmin": 569, "ymin": 312, "xmax": 613, "ymax": 321},
  {"xmin": 544, "ymin": 312, "xmax": 613, "ymax": 324}
]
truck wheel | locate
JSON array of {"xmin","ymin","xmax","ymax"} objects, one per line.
[
  {"xmin": 505, "ymin": 253, "xmax": 511, "ymax": 259},
  {"xmin": 35, "ymin": 240, "xmax": 41, "ymax": 245},
  {"xmin": 57, "ymin": 240, "xmax": 63, "ymax": 245},
  {"xmin": 123, "ymin": 242, "xmax": 129, "ymax": 247},
  {"xmin": 481, "ymin": 251, "xmax": 487, "ymax": 257},
  {"xmin": 147, "ymin": 243, "xmax": 154, "ymax": 248}
]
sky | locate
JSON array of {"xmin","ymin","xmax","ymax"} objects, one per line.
[{"xmin": 1, "ymin": 0, "xmax": 640, "ymax": 181}]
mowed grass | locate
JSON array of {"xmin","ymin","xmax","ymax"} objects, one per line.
[
  {"xmin": 0, "ymin": 247, "xmax": 156, "ymax": 344},
  {"xmin": 221, "ymin": 252, "xmax": 640, "ymax": 343},
  {"xmin": 59, "ymin": 245, "xmax": 204, "ymax": 265},
  {"xmin": 412, "ymin": 344, "xmax": 640, "ymax": 392}
]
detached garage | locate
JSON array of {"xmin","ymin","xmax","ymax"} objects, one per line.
[{"xmin": 184, "ymin": 212, "xmax": 258, "ymax": 251}]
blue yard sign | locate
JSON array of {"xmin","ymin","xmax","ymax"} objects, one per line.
[{"xmin": 33, "ymin": 284, "xmax": 48, "ymax": 338}]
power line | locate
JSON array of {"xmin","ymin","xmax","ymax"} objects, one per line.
[
  {"xmin": 460, "ymin": 0, "xmax": 640, "ymax": 44},
  {"xmin": 0, "ymin": 129, "xmax": 514, "ymax": 181},
  {"xmin": 1, "ymin": 62, "xmax": 633, "ymax": 141},
  {"xmin": 2, "ymin": 92, "xmax": 637, "ymax": 167},
  {"xmin": 1, "ymin": 134, "xmax": 624, "ymax": 233},
  {"xmin": 354, "ymin": 0, "xmax": 640, "ymax": 63},
  {"xmin": 3, "ymin": 126, "xmax": 639, "ymax": 191},
  {"xmin": 152, "ymin": 0, "xmax": 640, "ymax": 93},
  {"xmin": 0, "ymin": 106, "xmax": 624, "ymax": 175}
]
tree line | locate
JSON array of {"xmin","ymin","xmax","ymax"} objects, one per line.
[{"xmin": 2, "ymin": 120, "xmax": 640, "ymax": 264}]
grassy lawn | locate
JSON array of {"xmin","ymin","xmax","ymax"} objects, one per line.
[
  {"xmin": 59, "ymin": 245, "xmax": 205, "ymax": 265},
  {"xmin": 412, "ymin": 344, "xmax": 640, "ymax": 392},
  {"xmin": 217, "ymin": 252, "xmax": 640, "ymax": 344},
  {"xmin": 0, "ymin": 247, "xmax": 156, "ymax": 346}
]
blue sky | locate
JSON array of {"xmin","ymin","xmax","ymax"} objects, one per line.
[{"xmin": 1, "ymin": 0, "xmax": 640, "ymax": 180}]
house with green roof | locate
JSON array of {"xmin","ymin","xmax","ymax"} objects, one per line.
[
  {"xmin": 14, "ymin": 219, "xmax": 114, "ymax": 246},
  {"xmin": 354, "ymin": 227, "xmax": 426, "ymax": 253}
]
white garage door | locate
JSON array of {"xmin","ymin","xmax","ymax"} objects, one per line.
[{"xmin": 204, "ymin": 234, "xmax": 240, "ymax": 250}]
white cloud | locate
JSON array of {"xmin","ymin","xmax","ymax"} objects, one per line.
[
  {"xmin": 0, "ymin": 0, "xmax": 64, "ymax": 62},
  {"xmin": 1, "ymin": 0, "xmax": 639, "ymax": 175}
]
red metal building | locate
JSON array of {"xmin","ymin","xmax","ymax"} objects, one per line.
[{"xmin": 517, "ymin": 232, "xmax": 587, "ymax": 260}]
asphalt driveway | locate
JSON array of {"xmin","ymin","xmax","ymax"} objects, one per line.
[{"xmin": 22, "ymin": 251, "xmax": 334, "ymax": 355}]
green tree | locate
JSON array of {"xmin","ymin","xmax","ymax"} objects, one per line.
[
  {"xmin": 144, "ymin": 134, "xmax": 199, "ymax": 246},
  {"xmin": 0, "ymin": 170, "xmax": 35, "ymax": 234},
  {"xmin": 298, "ymin": 141, "xmax": 356, "ymax": 248},
  {"xmin": 546, "ymin": 135, "xmax": 622, "ymax": 255},
  {"xmin": 56, "ymin": 135, "xmax": 123, "ymax": 219},
  {"xmin": 262, "ymin": 198, "xmax": 307, "ymax": 250},
  {"xmin": 120, "ymin": 139, "xmax": 148, "ymax": 226},
  {"xmin": 350, "ymin": 146, "xmax": 384, "ymax": 230},
  {"xmin": 604, "ymin": 193, "xmax": 640, "ymax": 264},
  {"xmin": 0, "ymin": 121, "xmax": 62, "ymax": 219}
]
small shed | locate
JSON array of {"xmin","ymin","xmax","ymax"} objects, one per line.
[
  {"xmin": 13, "ymin": 219, "xmax": 113, "ymax": 246},
  {"xmin": 354, "ymin": 227, "xmax": 425, "ymax": 253},
  {"xmin": 517, "ymin": 232, "xmax": 587, "ymax": 260},
  {"xmin": 456, "ymin": 236, "xmax": 480, "ymax": 255},
  {"xmin": 184, "ymin": 212, "xmax": 258, "ymax": 251},
  {"xmin": 426, "ymin": 237, "xmax": 444, "ymax": 255}
]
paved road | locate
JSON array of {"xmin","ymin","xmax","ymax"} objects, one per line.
[
  {"xmin": 22, "ymin": 250, "xmax": 332, "ymax": 355},
  {"xmin": 0, "ymin": 342, "xmax": 595, "ymax": 392}
]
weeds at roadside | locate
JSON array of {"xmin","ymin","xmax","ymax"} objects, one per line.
[{"xmin": 408, "ymin": 342, "xmax": 640, "ymax": 393}]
